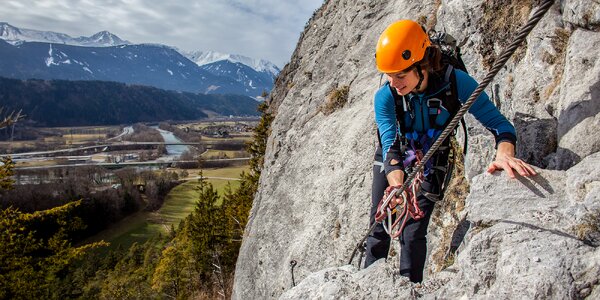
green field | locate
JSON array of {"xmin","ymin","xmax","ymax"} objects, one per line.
[
  {"xmin": 89, "ymin": 166, "xmax": 247, "ymax": 250},
  {"xmin": 201, "ymin": 149, "xmax": 247, "ymax": 159}
]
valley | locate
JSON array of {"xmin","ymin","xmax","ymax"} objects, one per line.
[{"xmin": 1, "ymin": 118, "xmax": 258, "ymax": 248}]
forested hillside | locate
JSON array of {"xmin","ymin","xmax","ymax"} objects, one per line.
[{"xmin": 0, "ymin": 77, "xmax": 260, "ymax": 127}]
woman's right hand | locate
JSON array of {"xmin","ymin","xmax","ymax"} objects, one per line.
[{"xmin": 386, "ymin": 167, "xmax": 405, "ymax": 186}]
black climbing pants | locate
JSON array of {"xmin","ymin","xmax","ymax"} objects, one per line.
[{"xmin": 364, "ymin": 148, "xmax": 437, "ymax": 283}]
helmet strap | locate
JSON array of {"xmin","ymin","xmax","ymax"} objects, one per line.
[{"xmin": 415, "ymin": 65, "xmax": 425, "ymax": 92}]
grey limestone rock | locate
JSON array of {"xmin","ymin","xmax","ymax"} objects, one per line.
[
  {"xmin": 563, "ymin": 0, "xmax": 600, "ymax": 29},
  {"xmin": 549, "ymin": 28, "xmax": 600, "ymax": 170},
  {"xmin": 232, "ymin": 0, "xmax": 600, "ymax": 299},
  {"xmin": 277, "ymin": 154, "xmax": 600, "ymax": 299}
]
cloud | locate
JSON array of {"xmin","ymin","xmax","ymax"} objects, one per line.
[{"xmin": 0, "ymin": 0, "xmax": 323, "ymax": 67}]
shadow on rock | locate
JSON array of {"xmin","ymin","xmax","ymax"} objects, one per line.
[
  {"xmin": 545, "ymin": 147, "xmax": 581, "ymax": 170},
  {"xmin": 514, "ymin": 112, "xmax": 557, "ymax": 169},
  {"xmin": 514, "ymin": 172, "xmax": 555, "ymax": 197},
  {"xmin": 557, "ymin": 81, "xmax": 600, "ymax": 138},
  {"xmin": 498, "ymin": 219, "xmax": 585, "ymax": 244}
]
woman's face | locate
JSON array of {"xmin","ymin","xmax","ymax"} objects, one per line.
[{"xmin": 386, "ymin": 68, "xmax": 420, "ymax": 95}]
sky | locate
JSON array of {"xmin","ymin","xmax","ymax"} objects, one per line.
[{"xmin": 0, "ymin": 0, "xmax": 324, "ymax": 68}]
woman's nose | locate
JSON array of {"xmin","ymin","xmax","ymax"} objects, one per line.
[{"xmin": 388, "ymin": 76, "xmax": 400, "ymax": 88}]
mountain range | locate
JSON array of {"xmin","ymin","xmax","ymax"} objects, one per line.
[
  {"xmin": 0, "ymin": 22, "xmax": 280, "ymax": 98},
  {"xmin": 0, "ymin": 22, "xmax": 130, "ymax": 47}
]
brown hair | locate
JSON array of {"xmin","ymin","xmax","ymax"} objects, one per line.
[
  {"xmin": 400, "ymin": 45, "xmax": 443, "ymax": 75},
  {"xmin": 417, "ymin": 46, "xmax": 443, "ymax": 73}
]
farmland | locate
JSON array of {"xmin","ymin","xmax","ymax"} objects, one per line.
[{"xmin": 2, "ymin": 118, "xmax": 257, "ymax": 248}]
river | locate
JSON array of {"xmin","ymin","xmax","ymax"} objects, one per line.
[{"xmin": 154, "ymin": 127, "xmax": 191, "ymax": 159}]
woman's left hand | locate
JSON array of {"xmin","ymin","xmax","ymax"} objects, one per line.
[{"xmin": 487, "ymin": 142, "xmax": 537, "ymax": 178}]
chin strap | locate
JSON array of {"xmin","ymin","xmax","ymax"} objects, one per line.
[{"xmin": 414, "ymin": 65, "xmax": 424, "ymax": 92}]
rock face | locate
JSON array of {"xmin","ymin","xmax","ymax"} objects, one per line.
[
  {"xmin": 279, "ymin": 154, "xmax": 600, "ymax": 299},
  {"xmin": 232, "ymin": 0, "xmax": 600, "ymax": 299}
]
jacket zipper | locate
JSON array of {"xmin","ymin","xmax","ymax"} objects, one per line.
[{"xmin": 419, "ymin": 94, "xmax": 425, "ymax": 132}]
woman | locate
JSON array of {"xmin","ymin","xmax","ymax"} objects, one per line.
[{"xmin": 365, "ymin": 20, "xmax": 536, "ymax": 283}]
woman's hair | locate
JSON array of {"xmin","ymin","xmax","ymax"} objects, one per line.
[
  {"xmin": 417, "ymin": 46, "xmax": 443, "ymax": 73},
  {"xmin": 400, "ymin": 45, "xmax": 443, "ymax": 75}
]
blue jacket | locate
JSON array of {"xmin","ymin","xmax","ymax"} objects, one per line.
[{"xmin": 374, "ymin": 69, "xmax": 516, "ymax": 175}]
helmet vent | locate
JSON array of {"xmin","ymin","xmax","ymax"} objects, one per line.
[{"xmin": 402, "ymin": 50, "xmax": 411, "ymax": 60}]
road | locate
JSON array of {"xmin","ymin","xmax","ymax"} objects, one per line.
[{"xmin": 107, "ymin": 126, "xmax": 134, "ymax": 141}]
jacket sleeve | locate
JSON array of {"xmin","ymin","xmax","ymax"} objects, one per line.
[
  {"xmin": 374, "ymin": 84, "xmax": 404, "ymax": 175},
  {"xmin": 454, "ymin": 70, "xmax": 517, "ymax": 147}
]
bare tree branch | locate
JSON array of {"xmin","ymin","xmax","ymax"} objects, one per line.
[{"xmin": 0, "ymin": 108, "xmax": 25, "ymax": 130}]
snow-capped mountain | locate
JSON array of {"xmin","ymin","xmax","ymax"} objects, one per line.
[
  {"xmin": 183, "ymin": 50, "xmax": 280, "ymax": 77},
  {"xmin": 75, "ymin": 30, "xmax": 130, "ymax": 47},
  {"xmin": 0, "ymin": 22, "xmax": 130, "ymax": 47},
  {"xmin": 183, "ymin": 50, "xmax": 279, "ymax": 99},
  {"xmin": 200, "ymin": 60, "xmax": 275, "ymax": 98}
]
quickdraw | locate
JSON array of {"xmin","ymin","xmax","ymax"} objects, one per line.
[{"xmin": 374, "ymin": 149, "xmax": 426, "ymax": 239}]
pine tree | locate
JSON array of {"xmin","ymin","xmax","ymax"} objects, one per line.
[
  {"xmin": 187, "ymin": 175, "xmax": 228, "ymax": 277},
  {"xmin": 0, "ymin": 201, "xmax": 107, "ymax": 299},
  {"xmin": 246, "ymin": 101, "xmax": 273, "ymax": 184},
  {"xmin": 151, "ymin": 235, "xmax": 196, "ymax": 299},
  {"xmin": 0, "ymin": 157, "xmax": 14, "ymax": 190}
]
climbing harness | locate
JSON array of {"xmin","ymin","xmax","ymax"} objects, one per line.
[{"xmin": 349, "ymin": 0, "xmax": 555, "ymax": 266}]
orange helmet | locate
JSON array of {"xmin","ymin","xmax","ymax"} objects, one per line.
[{"xmin": 376, "ymin": 20, "xmax": 431, "ymax": 73}]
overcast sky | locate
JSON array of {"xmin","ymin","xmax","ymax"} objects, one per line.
[{"xmin": 0, "ymin": 0, "xmax": 324, "ymax": 67}]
